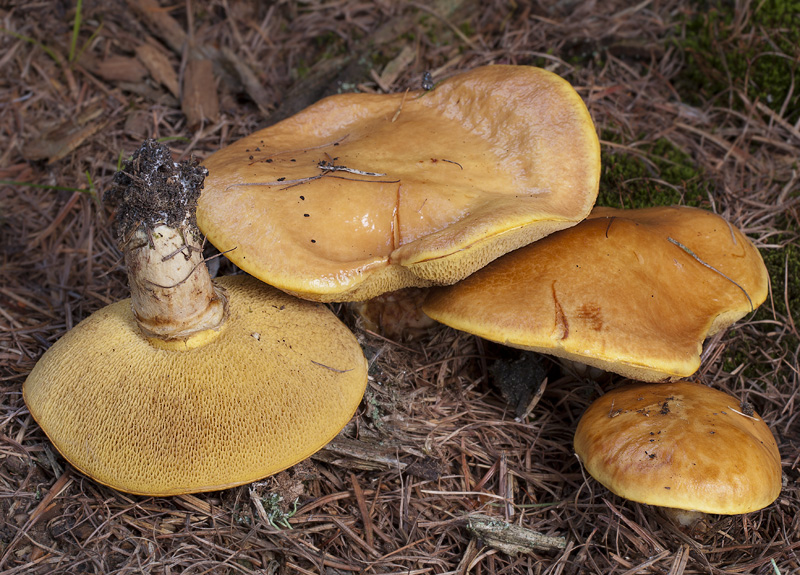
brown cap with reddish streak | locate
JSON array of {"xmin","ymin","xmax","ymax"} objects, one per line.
[{"xmin": 423, "ymin": 206, "xmax": 768, "ymax": 382}]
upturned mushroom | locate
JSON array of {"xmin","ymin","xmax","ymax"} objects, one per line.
[
  {"xmin": 573, "ymin": 381, "xmax": 782, "ymax": 522},
  {"xmin": 423, "ymin": 206, "xmax": 769, "ymax": 382},
  {"xmin": 197, "ymin": 65, "xmax": 601, "ymax": 302},
  {"xmin": 350, "ymin": 287, "xmax": 437, "ymax": 341},
  {"xmin": 23, "ymin": 140, "xmax": 368, "ymax": 496}
]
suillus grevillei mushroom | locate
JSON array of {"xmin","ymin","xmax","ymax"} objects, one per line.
[
  {"xmin": 350, "ymin": 287, "xmax": 436, "ymax": 341},
  {"xmin": 423, "ymin": 206, "xmax": 769, "ymax": 382},
  {"xmin": 197, "ymin": 65, "xmax": 601, "ymax": 302},
  {"xmin": 573, "ymin": 381, "xmax": 782, "ymax": 523},
  {"xmin": 23, "ymin": 140, "xmax": 369, "ymax": 496}
]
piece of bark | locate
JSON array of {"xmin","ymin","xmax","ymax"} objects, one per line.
[
  {"xmin": 135, "ymin": 43, "xmax": 179, "ymax": 97},
  {"xmin": 126, "ymin": 0, "xmax": 187, "ymax": 55},
  {"xmin": 182, "ymin": 58, "xmax": 219, "ymax": 129},
  {"xmin": 465, "ymin": 514, "xmax": 567, "ymax": 556}
]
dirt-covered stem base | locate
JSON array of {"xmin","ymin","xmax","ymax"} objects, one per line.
[{"xmin": 107, "ymin": 139, "xmax": 227, "ymax": 343}]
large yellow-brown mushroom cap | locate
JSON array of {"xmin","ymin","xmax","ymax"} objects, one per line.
[
  {"xmin": 573, "ymin": 381, "xmax": 782, "ymax": 514},
  {"xmin": 423, "ymin": 206, "xmax": 769, "ymax": 381},
  {"xmin": 23, "ymin": 275, "xmax": 368, "ymax": 496},
  {"xmin": 198, "ymin": 65, "xmax": 601, "ymax": 301}
]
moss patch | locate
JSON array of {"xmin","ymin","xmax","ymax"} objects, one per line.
[
  {"xmin": 756, "ymin": 227, "xmax": 800, "ymax": 334},
  {"xmin": 677, "ymin": 1, "xmax": 800, "ymax": 124},
  {"xmin": 723, "ymin": 223, "xmax": 800, "ymax": 378},
  {"xmin": 760, "ymin": 231, "xmax": 800, "ymax": 320},
  {"xmin": 597, "ymin": 136, "xmax": 711, "ymax": 209}
]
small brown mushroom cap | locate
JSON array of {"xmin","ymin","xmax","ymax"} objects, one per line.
[
  {"xmin": 423, "ymin": 206, "xmax": 769, "ymax": 381},
  {"xmin": 350, "ymin": 287, "xmax": 436, "ymax": 341},
  {"xmin": 573, "ymin": 381, "xmax": 782, "ymax": 514},
  {"xmin": 198, "ymin": 65, "xmax": 600, "ymax": 301},
  {"xmin": 23, "ymin": 275, "xmax": 368, "ymax": 496}
]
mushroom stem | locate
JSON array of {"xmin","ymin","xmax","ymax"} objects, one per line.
[
  {"xmin": 108, "ymin": 139, "xmax": 228, "ymax": 347},
  {"xmin": 124, "ymin": 224, "xmax": 226, "ymax": 341},
  {"xmin": 661, "ymin": 507, "xmax": 705, "ymax": 529}
]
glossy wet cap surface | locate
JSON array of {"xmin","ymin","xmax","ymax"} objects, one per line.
[{"xmin": 198, "ymin": 65, "xmax": 601, "ymax": 301}]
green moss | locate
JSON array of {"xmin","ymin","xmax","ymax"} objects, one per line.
[
  {"xmin": 291, "ymin": 60, "xmax": 311, "ymax": 80},
  {"xmin": 312, "ymin": 31, "xmax": 340, "ymax": 50},
  {"xmin": 720, "ymin": 335, "xmax": 760, "ymax": 376},
  {"xmin": 677, "ymin": 1, "xmax": 800, "ymax": 124},
  {"xmin": 313, "ymin": 30, "xmax": 354, "ymax": 60},
  {"xmin": 417, "ymin": 12, "xmax": 472, "ymax": 49},
  {"xmin": 364, "ymin": 46, "xmax": 392, "ymax": 71},
  {"xmin": 760, "ymin": 231, "xmax": 800, "ymax": 319},
  {"xmin": 459, "ymin": 21, "xmax": 475, "ymax": 37},
  {"xmin": 424, "ymin": 25, "xmax": 440, "ymax": 46},
  {"xmin": 753, "ymin": 229, "xmax": 800, "ymax": 358},
  {"xmin": 597, "ymin": 136, "xmax": 711, "ymax": 209},
  {"xmin": 722, "ymin": 224, "xmax": 800, "ymax": 377}
]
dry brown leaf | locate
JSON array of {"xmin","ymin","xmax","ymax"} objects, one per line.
[
  {"xmin": 81, "ymin": 54, "xmax": 148, "ymax": 83},
  {"xmin": 378, "ymin": 45, "xmax": 418, "ymax": 90},
  {"xmin": 219, "ymin": 46, "xmax": 272, "ymax": 116},
  {"xmin": 21, "ymin": 103, "xmax": 107, "ymax": 163},
  {"xmin": 126, "ymin": 0, "xmax": 187, "ymax": 55},
  {"xmin": 135, "ymin": 43, "xmax": 179, "ymax": 97},
  {"xmin": 182, "ymin": 58, "xmax": 219, "ymax": 129}
]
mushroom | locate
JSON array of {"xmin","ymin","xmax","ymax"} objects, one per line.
[
  {"xmin": 197, "ymin": 65, "xmax": 601, "ymax": 301},
  {"xmin": 350, "ymin": 287, "xmax": 437, "ymax": 341},
  {"xmin": 573, "ymin": 381, "xmax": 782, "ymax": 523},
  {"xmin": 422, "ymin": 206, "xmax": 769, "ymax": 382},
  {"xmin": 23, "ymin": 140, "xmax": 368, "ymax": 496}
]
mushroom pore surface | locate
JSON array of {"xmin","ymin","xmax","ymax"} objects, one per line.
[{"xmin": 23, "ymin": 275, "xmax": 369, "ymax": 496}]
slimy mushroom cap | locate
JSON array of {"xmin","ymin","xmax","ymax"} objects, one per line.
[
  {"xmin": 423, "ymin": 206, "xmax": 769, "ymax": 381},
  {"xmin": 573, "ymin": 381, "xmax": 781, "ymax": 514}
]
